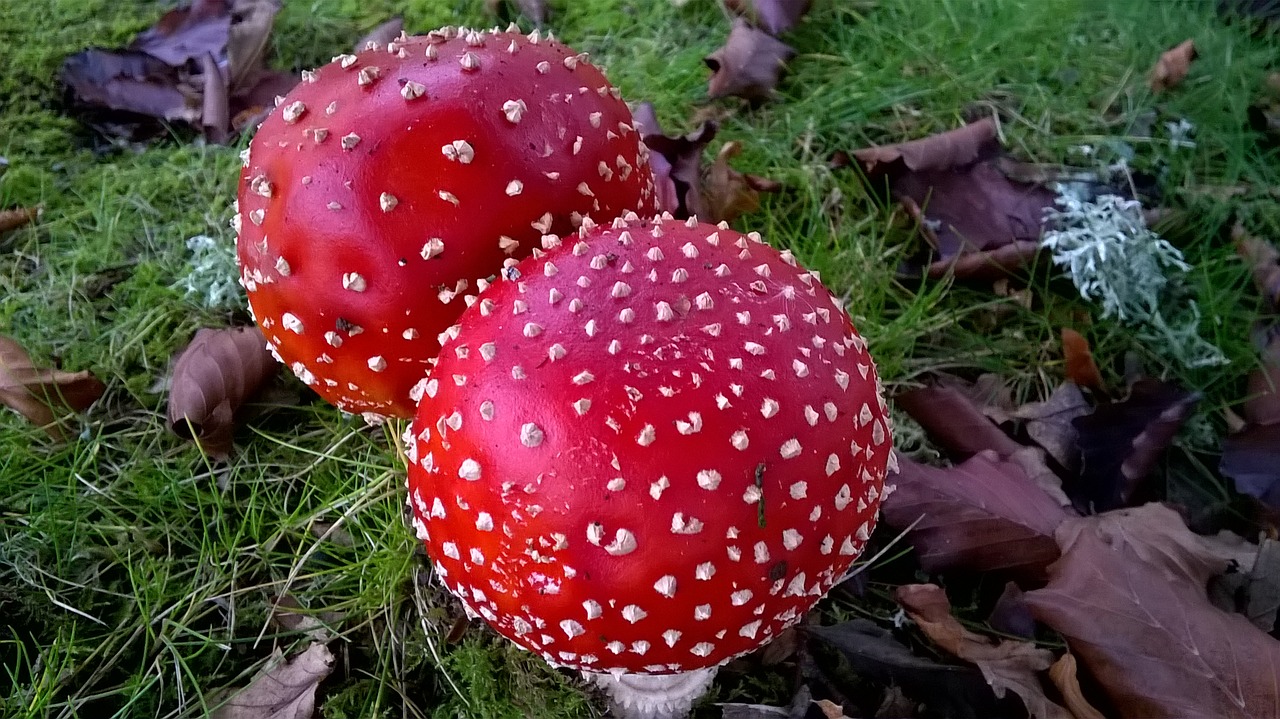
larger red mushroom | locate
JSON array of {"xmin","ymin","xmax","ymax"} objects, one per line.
[
  {"xmin": 406, "ymin": 215, "xmax": 895, "ymax": 716},
  {"xmin": 235, "ymin": 26, "xmax": 657, "ymax": 419}
]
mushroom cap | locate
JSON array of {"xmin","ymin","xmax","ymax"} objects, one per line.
[
  {"xmin": 235, "ymin": 26, "xmax": 658, "ymax": 418},
  {"xmin": 407, "ymin": 215, "xmax": 894, "ymax": 675}
]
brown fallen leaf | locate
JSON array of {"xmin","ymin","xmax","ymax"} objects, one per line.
[
  {"xmin": 1011, "ymin": 382, "xmax": 1090, "ymax": 472},
  {"xmin": 1060, "ymin": 328, "xmax": 1105, "ymax": 395},
  {"xmin": 895, "ymin": 584, "xmax": 1071, "ymax": 719},
  {"xmin": 0, "ymin": 206, "xmax": 40, "ymax": 235},
  {"xmin": 1234, "ymin": 224, "xmax": 1280, "ymax": 312},
  {"xmin": 894, "ymin": 383, "xmax": 1026, "ymax": 460},
  {"xmin": 1026, "ymin": 504, "xmax": 1280, "ymax": 719},
  {"xmin": 850, "ymin": 118, "xmax": 1056, "ymax": 280},
  {"xmin": 167, "ymin": 326, "xmax": 279, "ymax": 459},
  {"xmin": 209, "ymin": 642, "xmax": 333, "ymax": 719},
  {"xmin": 726, "ymin": 0, "xmax": 814, "ymax": 36},
  {"xmin": 704, "ymin": 141, "xmax": 783, "ymax": 224},
  {"xmin": 987, "ymin": 581, "xmax": 1036, "ymax": 639},
  {"xmin": 1148, "ymin": 39, "xmax": 1197, "ymax": 92},
  {"xmin": 633, "ymin": 103, "xmax": 718, "ymax": 219},
  {"xmin": 1070, "ymin": 378, "xmax": 1200, "ymax": 511},
  {"xmin": 1222, "ymin": 326, "xmax": 1280, "ymax": 510},
  {"xmin": 60, "ymin": 0, "xmax": 291, "ymax": 143},
  {"xmin": 881, "ymin": 452, "xmax": 1076, "ymax": 579},
  {"xmin": 1046, "ymin": 653, "xmax": 1106, "ymax": 719},
  {"xmin": 705, "ymin": 19, "xmax": 796, "ymax": 103},
  {"xmin": 0, "ymin": 335, "xmax": 105, "ymax": 441}
]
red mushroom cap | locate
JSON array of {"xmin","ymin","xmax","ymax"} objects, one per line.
[
  {"xmin": 407, "ymin": 215, "xmax": 894, "ymax": 675},
  {"xmin": 235, "ymin": 26, "xmax": 658, "ymax": 418}
]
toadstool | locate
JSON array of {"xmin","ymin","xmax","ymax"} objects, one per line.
[
  {"xmin": 235, "ymin": 25, "xmax": 658, "ymax": 419},
  {"xmin": 406, "ymin": 214, "xmax": 895, "ymax": 717}
]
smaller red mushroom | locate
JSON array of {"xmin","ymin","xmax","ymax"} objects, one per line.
[
  {"xmin": 407, "ymin": 214, "xmax": 895, "ymax": 716},
  {"xmin": 235, "ymin": 25, "xmax": 658, "ymax": 419}
]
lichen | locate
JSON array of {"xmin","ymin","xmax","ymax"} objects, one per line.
[
  {"xmin": 1041, "ymin": 191, "xmax": 1227, "ymax": 369},
  {"xmin": 174, "ymin": 234, "xmax": 243, "ymax": 310}
]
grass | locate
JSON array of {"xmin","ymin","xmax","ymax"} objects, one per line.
[{"xmin": 1, "ymin": 0, "xmax": 1277, "ymax": 716}]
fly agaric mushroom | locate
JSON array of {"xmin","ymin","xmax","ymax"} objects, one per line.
[
  {"xmin": 235, "ymin": 26, "xmax": 658, "ymax": 419},
  {"xmin": 406, "ymin": 214, "xmax": 895, "ymax": 717}
]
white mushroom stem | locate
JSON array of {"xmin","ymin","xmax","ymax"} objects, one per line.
[{"xmin": 584, "ymin": 668, "xmax": 718, "ymax": 719}]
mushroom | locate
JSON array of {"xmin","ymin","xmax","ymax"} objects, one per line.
[
  {"xmin": 406, "ymin": 214, "xmax": 895, "ymax": 717},
  {"xmin": 235, "ymin": 25, "xmax": 658, "ymax": 419}
]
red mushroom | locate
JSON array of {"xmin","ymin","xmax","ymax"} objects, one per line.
[
  {"xmin": 234, "ymin": 25, "xmax": 658, "ymax": 419},
  {"xmin": 406, "ymin": 214, "xmax": 895, "ymax": 716}
]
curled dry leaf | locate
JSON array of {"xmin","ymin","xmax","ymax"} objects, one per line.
[
  {"xmin": 167, "ymin": 326, "xmax": 279, "ymax": 459},
  {"xmin": 1011, "ymin": 382, "xmax": 1090, "ymax": 472},
  {"xmin": 704, "ymin": 141, "xmax": 783, "ymax": 224},
  {"xmin": 1222, "ymin": 326, "xmax": 1280, "ymax": 509},
  {"xmin": 633, "ymin": 102, "xmax": 718, "ymax": 218},
  {"xmin": 706, "ymin": 19, "xmax": 796, "ymax": 103},
  {"xmin": 1148, "ymin": 39, "xmax": 1197, "ymax": 93},
  {"xmin": 1071, "ymin": 378, "xmax": 1200, "ymax": 512},
  {"xmin": 1026, "ymin": 504, "xmax": 1280, "ymax": 719},
  {"xmin": 882, "ymin": 452, "xmax": 1075, "ymax": 579},
  {"xmin": 208, "ymin": 642, "xmax": 334, "ymax": 719},
  {"xmin": 726, "ymin": 0, "xmax": 814, "ymax": 36},
  {"xmin": 353, "ymin": 17, "xmax": 403, "ymax": 52},
  {"xmin": 1060, "ymin": 328, "xmax": 1105, "ymax": 395},
  {"xmin": 1234, "ymin": 224, "xmax": 1280, "ymax": 312},
  {"xmin": 0, "ymin": 335, "xmax": 105, "ymax": 441},
  {"xmin": 895, "ymin": 584, "xmax": 1071, "ymax": 719},
  {"xmin": 849, "ymin": 117, "xmax": 1055, "ymax": 280},
  {"xmin": 1046, "ymin": 653, "xmax": 1107, "ymax": 719},
  {"xmin": 895, "ymin": 383, "xmax": 1026, "ymax": 459},
  {"xmin": 0, "ymin": 206, "xmax": 40, "ymax": 235}
]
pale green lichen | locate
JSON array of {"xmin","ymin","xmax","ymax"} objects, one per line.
[
  {"xmin": 1041, "ymin": 191, "xmax": 1227, "ymax": 369},
  {"xmin": 174, "ymin": 234, "xmax": 243, "ymax": 310}
]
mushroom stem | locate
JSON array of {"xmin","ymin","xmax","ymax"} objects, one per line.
[{"xmin": 584, "ymin": 668, "xmax": 718, "ymax": 719}]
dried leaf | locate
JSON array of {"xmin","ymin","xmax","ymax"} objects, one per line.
[
  {"xmin": 1071, "ymin": 379, "xmax": 1200, "ymax": 511},
  {"xmin": 852, "ymin": 118, "xmax": 1055, "ymax": 280},
  {"xmin": 635, "ymin": 104, "xmax": 718, "ymax": 219},
  {"xmin": 895, "ymin": 584, "xmax": 1071, "ymax": 719},
  {"xmin": 806, "ymin": 619, "xmax": 1003, "ymax": 717},
  {"xmin": 895, "ymin": 383, "xmax": 1025, "ymax": 459},
  {"xmin": 1026, "ymin": 504, "xmax": 1280, "ymax": 719},
  {"xmin": 881, "ymin": 452, "xmax": 1076, "ymax": 579},
  {"xmin": 226, "ymin": 0, "xmax": 282, "ymax": 91},
  {"xmin": 1046, "ymin": 654, "xmax": 1106, "ymax": 719},
  {"xmin": 704, "ymin": 141, "xmax": 783, "ymax": 223},
  {"xmin": 1060, "ymin": 329, "xmax": 1105, "ymax": 394},
  {"xmin": 987, "ymin": 581, "xmax": 1036, "ymax": 639},
  {"xmin": 353, "ymin": 17, "xmax": 404, "ymax": 53},
  {"xmin": 0, "ymin": 335, "xmax": 105, "ymax": 440},
  {"xmin": 705, "ymin": 19, "xmax": 796, "ymax": 103},
  {"xmin": 200, "ymin": 53, "xmax": 230, "ymax": 143},
  {"xmin": 0, "ymin": 206, "xmax": 40, "ymax": 235},
  {"xmin": 1012, "ymin": 382, "xmax": 1090, "ymax": 472},
  {"xmin": 167, "ymin": 326, "xmax": 279, "ymax": 459},
  {"xmin": 1234, "ymin": 224, "xmax": 1280, "ymax": 313},
  {"xmin": 209, "ymin": 642, "xmax": 333, "ymax": 719},
  {"xmin": 727, "ymin": 0, "xmax": 814, "ymax": 35},
  {"xmin": 60, "ymin": 49, "xmax": 199, "ymax": 127},
  {"xmin": 1148, "ymin": 39, "xmax": 1197, "ymax": 93},
  {"xmin": 1222, "ymin": 329, "xmax": 1280, "ymax": 509}
]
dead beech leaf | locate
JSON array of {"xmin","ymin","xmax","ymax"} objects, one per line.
[
  {"xmin": 634, "ymin": 103, "xmax": 718, "ymax": 219},
  {"xmin": 1026, "ymin": 504, "xmax": 1280, "ymax": 719},
  {"xmin": 1011, "ymin": 382, "xmax": 1090, "ymax": 472},
  {"xmin": 881, "ymin": 452, "xmax": 1076, "ymax": 579},
  {"xmin": 850, "ymin": 118, "xmax": 1055, "ymax": 280},
  {"xmin": 726, "ymin": 0, "xmax": 814, "ymax": 35},
  {"xmin": 705, "ymin": 19, "xmax": 796, "ymax": 103},
  {"xmin": 167, "ymin": 326, "xmax": 278, "ymax": 459},
  {"xmin": 704, "ymin": 141, "xmax": 782, "ymax": 223},
  {"xmin": 209, "ymin": 642, "xmax": 333, "ymax": 719},
  {"xmin": 1234, "ymin": 224, "xmax": 1280, "ymax": 312},
  {"xmin": 1046, "ymin": 654, "xmax": 1106, "ymax": 719},
  {"xmin": 1222, "ymin": 328, "xmax": 1280, "ymax": 509},
  {"xmin": 895, "ymin": 584, "xmax": 1071, "ymax": 719},
  {"xmin": 1148, "ymin": 39, "xmax": 1197, "ymax": 93},
  {"xmin": 1060, "ymin": 328, "xmax": 1105, "ymax": 394},
  {"xmin": 0, "ymin": 206, "xmax": 40, "ymax": 235},
  {"xmin": 894, "ymin": 383, "xmax": 1025, "ymax": 459},
  {"xmin": 1071, "ymin": 378, "xmax": 1200, "ymax": 511},
  {"xmin": 0, "ymin": 335, "xmax": 105, "ymax": 440}
]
